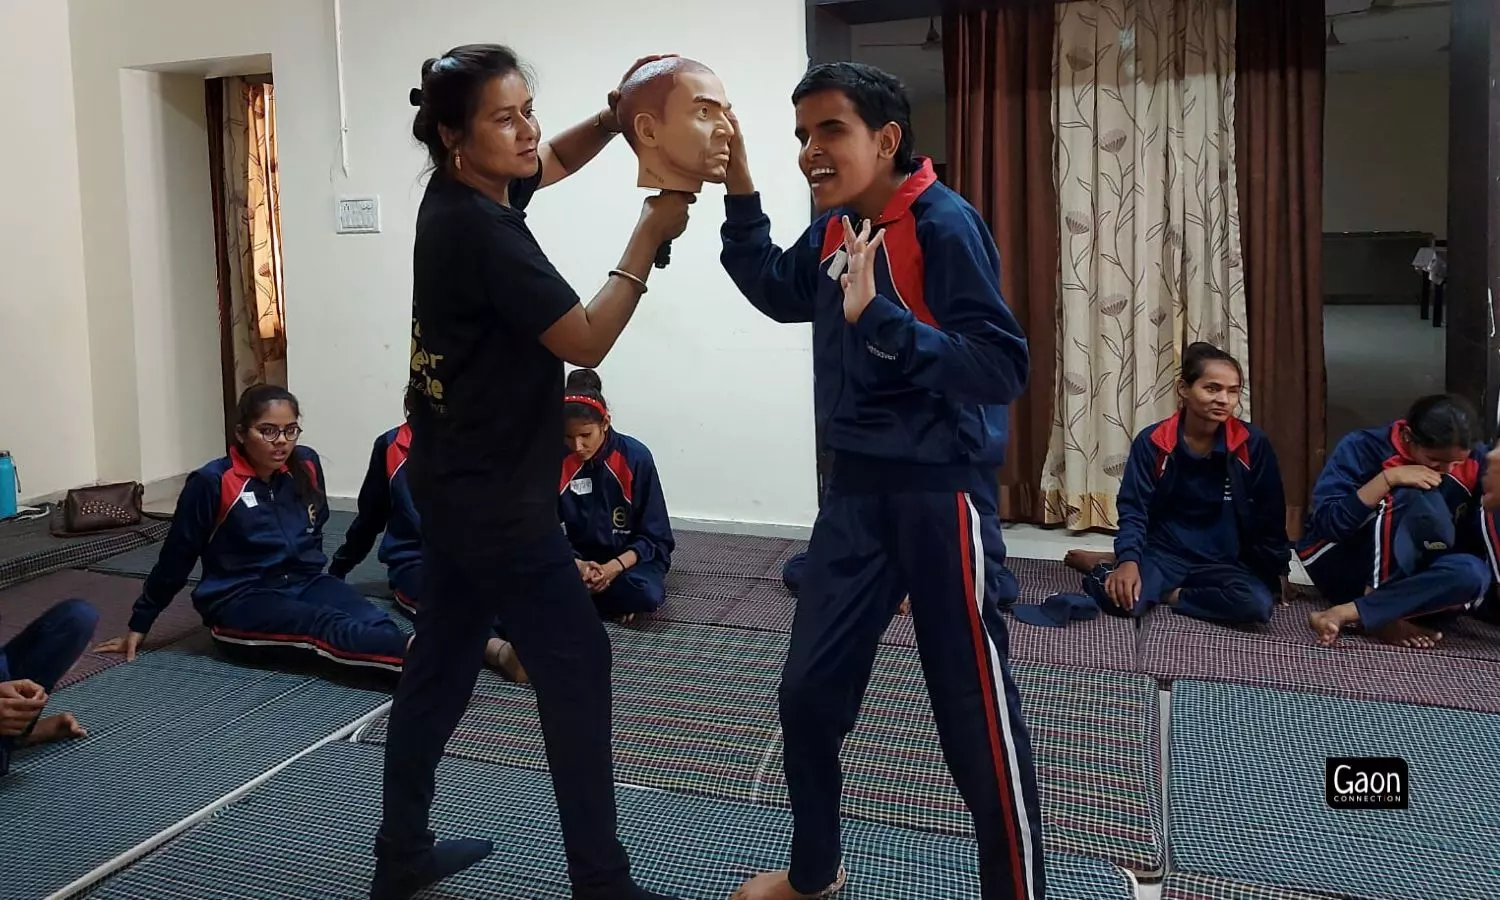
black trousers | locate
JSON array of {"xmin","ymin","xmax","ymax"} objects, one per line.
[{"xmin": 375, "ymin": 529, "xmax": 634, "ymax": 894}]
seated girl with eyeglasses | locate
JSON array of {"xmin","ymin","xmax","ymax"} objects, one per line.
[{"xmin": 95, "ymin": 385, "xmax": 416, "ymax": 675}]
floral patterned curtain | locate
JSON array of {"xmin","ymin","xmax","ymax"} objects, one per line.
[
  {"xmin": 1040, "ymin": 0, "xmax": 1249, "ymax": 530},
  {"xmin": 221, "ymin": 77, "xmax": 287, "ymax": 391}
]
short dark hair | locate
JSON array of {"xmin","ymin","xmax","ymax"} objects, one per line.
[
  {"xmin": 1406, "ymin": 393, "xmax": 1478, "ymax": 449},
  {"xmin": 564, "ymin": 368, "xmax": 608, "ymax": 425},
  {"xmin": 411, "ymin": 44, "xmax": 533, "ymax": 171},
  {"xmin": 1181, "ymin": 341, "xmax": 1243, "ymax": 386},
  {"xmin": 791, "ymin": 61, "xmax": 917, "ymax": 174}
]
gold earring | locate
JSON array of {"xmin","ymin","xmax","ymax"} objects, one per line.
[{"xmin": 454, "ymin": 151, "xmax": 463, "ymax": 171}]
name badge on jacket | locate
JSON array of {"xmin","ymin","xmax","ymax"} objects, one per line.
[{"xmin": 569, "ymin": 478, "xmax": 593, "ymax": 496}]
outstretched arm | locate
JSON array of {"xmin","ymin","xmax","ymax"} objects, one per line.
[
  {"xmin": 329, "ymin": 437, "xmax": 391, "ymax": 578},
  {"xmin": 718, "ymin": 111, "xmax": 820, "ymax": 324}
]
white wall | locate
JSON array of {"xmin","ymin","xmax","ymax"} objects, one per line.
[
  {"xmin": 65, "ymin": 0, "xmax": 817, "ymax": 528},
  {"xmin": 1323, "ymin": 65, "xmax": 1450, "ymax": 238},
  {"xmin": 0, "ymin": 0, "xmax": 97, "ymax": 501},
  {"xmin": 120, "ymin": 70, "xmax": 225, "ymax": 484}
]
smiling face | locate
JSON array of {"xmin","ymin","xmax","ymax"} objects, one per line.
[
  {"xmin": 442, "ymin": 71, "xmax": 540, "ymax": 184},
  {"xmin": 794, "ymin": 88, "xmax": 901, "ymax": 213}
]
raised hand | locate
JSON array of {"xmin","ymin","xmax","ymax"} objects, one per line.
[
  {"xmin": 838, "ymin": 215, "xmax": 887, "ymax": 324},
  {"xmin": 603, "ymin": 54, "xmax": 680, "ymax": 133}
]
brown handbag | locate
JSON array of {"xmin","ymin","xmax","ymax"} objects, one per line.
[{"xmin": 50, "ymin": 481, "xmax": 146, "ymax": 537}]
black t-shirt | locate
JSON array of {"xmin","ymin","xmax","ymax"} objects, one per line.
[{"xmin": 406, "ymin": 167, "xmax": 578, "ymax": 548}]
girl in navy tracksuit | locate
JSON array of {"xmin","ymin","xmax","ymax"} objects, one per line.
[
  {"xmin": 328, "ymin": 419, "xmax": 527, "ymax": 680},
  {"xmin": 95, "ymin": 385, "xmax": 410, "ymax": 673},
  {"xmin": 1089, "ymin": 343, "xmax": 1290, "ymax": 624},
  {"xmin": 1298, "ymin": 394, "xmax": 1496, "ymax": 648},
  {"xmin": 719, "ymin": 61, "xmax": 1042, "ymax": 900},
  {"xmin": 559, "ymin": 370, "xmax": 674, "ymax": 624}
]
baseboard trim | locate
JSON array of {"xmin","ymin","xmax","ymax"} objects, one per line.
[{"xmin": 670, "ymin": 517, "xmax": 812, "ymax": 540}]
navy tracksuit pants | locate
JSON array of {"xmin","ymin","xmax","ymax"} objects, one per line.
[
  {"xmin": 590, "ymin": 561, "xmax": 667, "ymax": 618},
  {"xmin": 0, "ymin": 598, "xmax": 98, "ymax": 775},
  {"xmin": 377, "ymin": 529, "xmax": 635, "ymax": 898},
  {"xmin": 782, "ymin": 481, "xmax": 1045, "ymax": 899},
  {"xmin": 1125, "ymin": 552, "xmax": 1276, "ymax": 624},
  {"xmin": 1300, "ymin": 486, "xmax": 1491, "ymax": 629},
  {"xmin": 207, "ymin": 574, "xmax": 408, "ymax": 672}
]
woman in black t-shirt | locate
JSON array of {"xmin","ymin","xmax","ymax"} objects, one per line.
[{"xmin": 372, "ymin": 45, "xmax": 690, "ymax": 900}]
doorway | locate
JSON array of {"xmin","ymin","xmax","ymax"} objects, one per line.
[
  {"xmin": 1319, "ymin": 0, "xmax": 1452, "ymax": 453},
  {"xmin": 206, "ymin": 74, "xmax": 288, "ymax": 442}
]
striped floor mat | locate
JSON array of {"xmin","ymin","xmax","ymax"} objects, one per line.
[
  {"xmin": 87, "ymin": 741, "xmax": 1139, "ymax": 900},
  {"xmin": 0, "ymin": 569, "xmax": 203, "ymax": 687},
  {"xmin": 357, "ymin": 622, "xmax": 1163, "ymax": 871},
  {"xmin": 1170, "ymin": 680, "xmax": 1500, "ymax": 900},
  {"xmin": 0, "ymin": 643, "xmax": 387, "ymax": 900},
  {"xmin": 1163, "ymin": 874, "xmax": 1350, "ymax": 899},
  {"xmin": 0, "ymin": 513, "xmax": 170, "ymax": 591},
  {"xmin": 663, "ymin": 555, "xmax": 1140, "ymax": 673},
  {"xmin": 1142, "ymin": 596, "xmax": 1500, "ymax": 713}
]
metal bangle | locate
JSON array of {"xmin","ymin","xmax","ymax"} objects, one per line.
[{"xmin": 609, "ymin": 268, "xmax": 648, "ymax": 294}]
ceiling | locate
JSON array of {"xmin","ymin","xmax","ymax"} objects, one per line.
[{"xmin": 847, "ymin": 2, "xmax": 1449, "ymax": 98}]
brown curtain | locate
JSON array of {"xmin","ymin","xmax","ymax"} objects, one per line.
[
  {"xmin": 943, "ymin": 6, "xmax": 1058, "ymax": 523},
  {"xmin": 1235, "ymin": 0, "xmax": 1326, "ymax": 539},
  {"xmin": 221, "ymin": 76, "xmax": 288, "ymax": 392}
]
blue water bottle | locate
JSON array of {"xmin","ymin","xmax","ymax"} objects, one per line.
[{"xmin": 0, "ymin": 452, "xmax": 17, "ymax": 520}]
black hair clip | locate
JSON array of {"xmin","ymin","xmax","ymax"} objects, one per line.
[{"xmin": 409, "ymin": 87, "xmax": 423, "ymax": 107}]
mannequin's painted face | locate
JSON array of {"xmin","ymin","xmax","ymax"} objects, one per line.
[{"xmin": 621, "ymin": 59, "xmax": 734, "ymax": 192}]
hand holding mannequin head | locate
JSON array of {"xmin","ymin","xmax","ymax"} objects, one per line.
[{"xmin": 615, "ymin": 57, "xmax": 734, "ymax": 193}]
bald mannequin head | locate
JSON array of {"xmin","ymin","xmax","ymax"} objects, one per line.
[{"xmin": 615, "ymin": 56, "xmax": 734, "ymax": 193}]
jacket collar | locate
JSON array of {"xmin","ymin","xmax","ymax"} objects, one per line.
[
  {"xmin": 1149, "ymin": 411, "xmax": 1249, "ymax": 457},
  {"xmin": 229, "ymin": 445, "xmax": 292, "ymax": 482},
  {"xmin": 875, "ymin": 157, "xmax": 937, "ymax": 226}
]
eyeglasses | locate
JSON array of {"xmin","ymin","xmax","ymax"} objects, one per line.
[{"xmin": 251, "ymin": 424, "xmax": 303, "ymax": 442}]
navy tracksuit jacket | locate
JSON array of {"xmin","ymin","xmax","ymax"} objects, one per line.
[
  {"xmin": 559, "ymin": 431, "xmax": 674, "ymax": 616},
  {"xmin": 330, "ymin": 424, "xmax": 423, "ymax": 611},
  {"xmin": 720, "ymin": 156, "xmax": 1044, "ymax": 900},
  {"xmin": 131, "ymin": 446, "xmax": 407, "ymax": 671},
  {"xmin": 1296, "ymin": 421, "xmax": 1496, "ymax": 628},
  {"xmin": 1111, "ymin": 413, "xmax": 1290, "ymax": 624}
]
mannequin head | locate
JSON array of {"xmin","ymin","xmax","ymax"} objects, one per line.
[{"xmin": 616, "ymin": 57, "xmax": 733, "ymax": 193}]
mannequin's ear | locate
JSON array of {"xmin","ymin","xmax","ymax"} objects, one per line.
[{"xmin": 633, "ymin": 112, "xmax": 662, "ymax": 148}]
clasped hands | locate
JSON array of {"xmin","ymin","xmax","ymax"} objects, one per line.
[{"xmin": 576, "ymin": 557, "xmax": 625, "ymax": 595}]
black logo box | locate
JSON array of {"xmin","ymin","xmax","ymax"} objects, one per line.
[{"xmin": 1326, "ymin": 757, "xmax": 1409, "ymax": 810}]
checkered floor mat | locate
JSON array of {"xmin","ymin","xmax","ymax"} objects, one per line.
[
  {"xmin": 0, "ymin": 513, "xmax": 169, "ymax": 591},
  {"xmin": 663, "ymin": 555, "xmax": 1140, "ymax": 673},
  {"xmin": 1170, "ymin": 679, "xmax": 1500, "ymax": 900},
  {"xmin": 85, "ymin": 741, "xmax": 1139, "ymax": 900},
  {"xmin": 357, "ymin": 622, "xmax": 1162, "ymax": 871},
  {"xmin": 1162, "ymin": 873, "xmax": 1352, "ymax": 900},
  {"xmin": 1142, "ymin": 596, "xmax": 1500, "ymax": 713},
  {"xmin": 0, "ymin": 643, "xmax": 388, "ymax": 900},
  {"xmin": 0, "ymin": 569, "xmax": 204, "ymax": 688}
]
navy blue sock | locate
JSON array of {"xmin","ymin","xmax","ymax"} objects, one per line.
[{"xmin": 370, "ymin": 838, "xmax": 493, "ymax": 900}]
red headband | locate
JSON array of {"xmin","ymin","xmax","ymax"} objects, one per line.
[{"xmin": 564, "ymin": 394, "xmax": 609, "ymax": 419}]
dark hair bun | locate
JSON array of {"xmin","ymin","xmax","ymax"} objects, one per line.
[
  {"xmin": 409, "ymin": 87, "xmax": 423, "ymax": 107},
  {"xmin": 566, "ymin": 368, "xmax": 603, "ymax": 394}
]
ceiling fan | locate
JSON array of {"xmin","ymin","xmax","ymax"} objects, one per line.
[{"xmin": 858, "ymin": 17, "xmax": 942, "ymax": 52}]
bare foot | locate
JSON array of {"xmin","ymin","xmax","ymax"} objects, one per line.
[
  {"xmin": 20, "ymin": 713, "xmax": 87, "ymax": 747},
  {"xmin": 898, "ymin": 596, "xmax": 911, "ymax": 616},
  {"xmin": 615, "ymin": 613, "xmax": 638, "ymax": 625},
  {"xmin": 1371, "ymin": 619, "xmax": 1444, "ymax": 649},
  {"xmin": 484, "ymin": 639, "xmax": 530, "ymax": 684},
  {"xmin": 1164, "ymin": 588, "xmax": 1181, "ymax": 607},
  {"xmin": 1308, "ymin": 603, "xmax": 1359, "ymax": 647},
  {"xmin": 1064, "ymin": 549, "xmax": 1115, "ymax": 574},
  {"xmin": 730, "ymin": 868, "xmax": 847, "ymax": 899}
]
